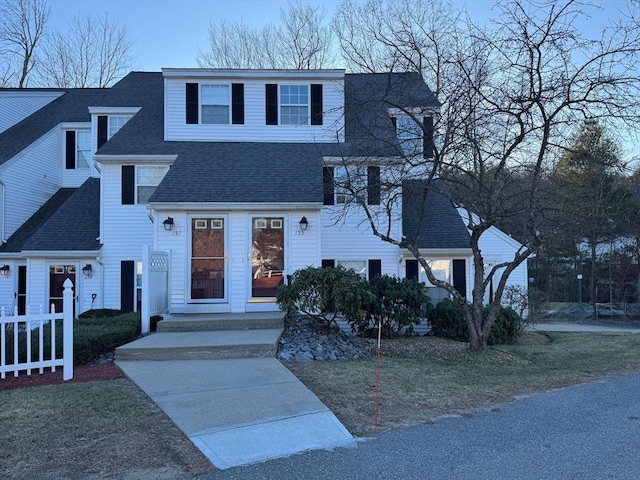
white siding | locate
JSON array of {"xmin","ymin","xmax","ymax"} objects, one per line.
[
  {"xmin": 164, "ymin": 77, "xmax": 344, "ymax": 143},
  {"xmin": 155, "ymin": 209, "xmax": 322, "ymax": 314},
  {"xmin": 1, "ymin": 127, "xmax": 62, "ymax": 239},
  {"xmin": 321, "ymin": 205, "xmax": 402, "ymax": 278},
  {"xmin": 0, "ymin": 91, "xmax": 64, "ymax": 134},
  {"xmin": 99, "ymin": 163, "xmax": 154, "ymax": 309},
  {"xmin": 0, "ymin": 261, "xmax": 19, "ymax": 311}
]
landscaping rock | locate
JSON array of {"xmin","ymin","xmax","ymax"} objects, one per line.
[{"xmin": 277, "ymin": 314, "xmax": 369, "ymax": 362}]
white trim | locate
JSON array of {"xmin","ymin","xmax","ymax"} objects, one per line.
[
  {"xmin": 456, "ymin": 208, "xmax": 524, "ymax": 250},
  {"xmin": 162, "ymin": 68, "xmax": 345, "ymax": 80},
  {"xmin": 94, "ymin": 154, "xmax": 177, "ymax": 164},
  {"xmin": 19, "ymin": 250, "xmax": 99, "ymax": 258},
  {"xmin": 59, "ymin": 122, "xmax": 91, "ymax": 129},
  {"xmin": 148, "ymin": 202, "xmax": 321, "ymax": 211},
  {"xmin": 322, "ymin": 156, "xmax": 406, "ymax": 165},
  {"xmin": 88, "ymin": 106, "xmax": 141, "ymax": 115},
  {"xmin": 401, "ymin": 248, "xmax": 473, "ymax": 256}
]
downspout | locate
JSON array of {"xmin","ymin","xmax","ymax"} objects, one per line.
[
  {"xmin": 0, "ymin": 178, "xmax": 5, "ymax": 243},
  {"xmin": 96, "ymin": 255, "xmax": 105, "ymax": 309}
]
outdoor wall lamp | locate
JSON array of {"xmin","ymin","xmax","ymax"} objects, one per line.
[
  {"xmin": 299, "ymin": 216, "xmax": 309, "ymax": 231},
  {"xmin": 82, "ymin": 264, "xmax": 93, "ymax": 279},
  {"xmin": 163, "ymin": 217, "xmax": 175, "ymax": 231},
  {"xmin": 0, "ymin": 265, "xmax": 9, "ymax": 277}
]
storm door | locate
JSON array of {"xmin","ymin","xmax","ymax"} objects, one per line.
[
  {"xmin": 251, "ymin": 217, "xmax": 285, "ymax": 298},
  {"xmin": 49, "ymin": 265, "xmax": 76, "ymax": 315},
  {"xmin": 190, "ymin": 217, "xmax": 226, "ymax": 301}
]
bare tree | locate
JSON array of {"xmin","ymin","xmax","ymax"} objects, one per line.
[
  {"xmin": 197, "ymin": 0, "xmax": 335, "ymax": 69},
  {"xmin": 332, "ymin": 0, "xmax": 640, "ymax": 349},
  {"xmin": 0, "ymin": 0, "xmax": 49, "ymax": 87},
  {"xmin": 35, "ymin": 12, "xmax": 133, "ymax": 88}
]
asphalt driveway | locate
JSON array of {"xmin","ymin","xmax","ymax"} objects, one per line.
[{"xmin": 197, "ymin": 371, "xmax": 640, "ymax": 480}]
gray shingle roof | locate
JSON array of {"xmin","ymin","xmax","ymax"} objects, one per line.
[
  {"xmin": 149, "ymin": 142, "xmax": 324, "ymax": 203},
  {"xmin": 0, "ymin": 178, "xmax": 100, "ymax": 253},
  {"xmin": 402, "ymin": 179, "xmax": 471, "ymax": 249}
]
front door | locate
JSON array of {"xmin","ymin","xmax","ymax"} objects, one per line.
[
  {"xmin": 190, "ymin": 217, "xmax": 226, "ymax": 302},
  {"xmin": 250, "ymin": 216, "xmax": 285, "ymax": 298},
  {"xmin": 49, "ymin": 265, "xmax": 76, "ymax": 315}
]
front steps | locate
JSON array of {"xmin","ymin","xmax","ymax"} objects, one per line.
[{"xmin": 115, "ymin": 312, "xmax": 285, "ymax": 361}]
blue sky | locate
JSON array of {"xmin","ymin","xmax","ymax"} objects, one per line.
[{"xmin": 48, "ymin": 0, "xmax": 632, "ymax": 72}]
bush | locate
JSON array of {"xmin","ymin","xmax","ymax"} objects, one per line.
[
  {"xmin": 78, "ymin": 308, "xmax": 129, "ymax": 319},
  {"xmin": 276, "ymin": 266, "xmax": 372, "ymax": 331},
  {"xmin": 2, "ymin": 312, "xmax": 140, "ymax": 365},
  {"xmin": 429, "ymin": 298, "xmax": 523, "ymax": 345},
  {"xmin": 353, "ymin": 276, "xmax": 431, "ymax": 337}
]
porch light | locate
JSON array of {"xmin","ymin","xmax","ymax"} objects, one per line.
[
  {"xmin": 163, "ymin": 217, "xmax": 174, "ymax": 231},
  {"xmin": 299, "ymin": 216, "xmax": 309, "ymax": 231},
  {"xmin": 82, "ymin": 264, "xmax": 93, "ymax": 279},
  {"xmin": 0, "ymin": 265, "xmax": 9, "ymax": 277}
]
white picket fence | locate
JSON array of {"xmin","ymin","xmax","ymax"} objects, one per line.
[
  {"xmin": 141, "ymin": 245, "xmax": 169, "ymax": 334},
  {"xmin": 0, "ymin": 279, "xmax": 74, "ymax": 381}
]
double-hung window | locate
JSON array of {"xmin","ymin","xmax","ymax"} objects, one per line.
[
  {"xmin": 334, "ymin": 166, "xmax": 367, "ymax": 204},
  {"xmin": 136, "ymin": 166, "xmax": 170, "ymax": 204},
  {"xmin": 75, "ymin": 131, "xmax": 91, "ymax": 168},
  {"xmin": 326, "ymin": 165, "xmax": 380, "ymax": 206},
  {"xmin": 396, "ymin": 116, "xmax": 423, "ymax": 156},
  {"xmin": 108, "ymin": 116, "xmax": 131, "ymax": 140},
  {"xmin": 66, "ymin": 129, "xmax": 91, "ymax": 169},
  {"xmin": 201, "ymin": 84, "xmax": 230, "ymax": 124},
  {"xmin": 280, "ymin": 85, "xmax": 309, "ymax": 125}
]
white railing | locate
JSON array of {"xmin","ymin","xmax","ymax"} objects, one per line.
[
  {"xmin": 141, "ymin": 245, "xmax": 169, "ymax": 334},
  {"xmin": 1, "ymin": 279, "xmax": 73, "ymax": 381}
]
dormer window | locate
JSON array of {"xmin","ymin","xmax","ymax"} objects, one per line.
[
  {"xmin": 65, "ymin": 129, "xmax": 91, "ymax": 170},
  {"xmin": 396, "ymin": 116, "xmax": 423, "ymax": 156},
  {"xmin": 108, "ymin": 116, "xmax": 131, "ymax": 139},
  {"xmin": 201, "ymin": 84, "xmax": 230, "ymax": 124},
  {"xmin": 280, "ymin": 85, "xmax": 309, "ymax": 125},
  {"xmin": 392, "ymin": 114, "xmax": 434, "ymax": 159}
]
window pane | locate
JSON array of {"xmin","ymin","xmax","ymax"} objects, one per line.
[
  {"xmin": 280, "ymin": 85, "xmax": 309, "ymax": 125},
  {"xmin": 201, "ymin": 84, "xmax": 230, "ymax": 124},
  {"xmin": 108, "ymin": 116, "xmax": 131, "ymax": 139},
  {"xmin": 396, "ymin": 116, "xmax": 422, "ymax": 156},
  {"xmin": 76, "ymin": 131, "xmax": 91, "ymax": 169},
  {"xmin": 334, "ymin": 165, "xmax": 367, "ymax": 203},
  {"xmin": 337, "ymin": 260, "xmax": 367, "ymax": 278},
  {"xmin": 202, "ymin": 105, "xmax": 230, "ymax": 124},
  {"xmin": 136, "ymin": 166, "xmax": 169, "ymax": 204}
]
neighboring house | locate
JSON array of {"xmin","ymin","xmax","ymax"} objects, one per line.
[{"xmin": 0, "ymin": 69, "xmax": 527, "ymax": 319}]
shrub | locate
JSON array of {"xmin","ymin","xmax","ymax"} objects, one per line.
[
  {"xmin": 1, "ymin": 312, "xmax": 140, "ymax": 365},
  {"xmin": 429, "ymin": 298, "xmax": 523, "ymax": 345},
  {"xmin": 353, "ymin": 276, "xmax": 431, "ymax": 337},
  {"xmin": 78, "ymin": 308, "xmax": 129, "ymax": 319},
  {"xmin": 276, "ymin": 266, "xmax": 372, "ymax": 331}
]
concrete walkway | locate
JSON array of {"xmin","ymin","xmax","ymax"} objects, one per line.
[{"xmin": 116, "ymin": 357, "xmax": 356, "ymax": 470}]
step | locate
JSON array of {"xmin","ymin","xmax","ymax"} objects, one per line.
[
  {"xmin": 157, "ymin": 312, "xmax": 285, "ymax": 332},
  {"xmin": 115, "ymin": 329, "xmax": 283, "ymax": 361}
]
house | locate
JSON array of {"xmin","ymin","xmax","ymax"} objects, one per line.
[{"xmin": 0, "ymin": 69, "xmax": 528, "ymax": 323}]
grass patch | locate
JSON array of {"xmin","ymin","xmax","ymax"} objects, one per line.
[
  {"xmin": 0, "ymin": 379, "xmax": 214, "ymax": 480},
  {"xmin": 287, "ymin": 332, "xmax": 640, "ymax": 436}
]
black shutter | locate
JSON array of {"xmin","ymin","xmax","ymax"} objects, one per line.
[
  {"xmin": 368, "ymin": 259, "xmax": 382, "ymax": 279},
  {"xmin": 97, "ymin": 115, "xmax": 108, "ymax": 149},
  {"xmin": 120, "ymin": 261, "xmax": 135, "ymax": 311},
  {"xmin": 405, "ymin": 259, "xmax": 419, "ymax": 280},
  {"xmin": 311, "ymin": 84, "xmax": 323, "ymax": 125},
  {"xmin": 231, "ymin": 83, "xmax": 244, "ymax": 124},
  {"xmin": 391, "ymin": 116, "xmax": 397, "ymax": 131},
  {"xmin": 186, "ymin": 83, "xmax": 199, "ymax": 124},
  {"xmin": 321, "ymin": 259, "xmax": 335, "ymax": 268},
  {"xmin": 323, "ymin": 166, "xmax": 334, "ymax": 205},
  {"xmin": 423, "ymin": 116, "xmax": 434, "ymax": 159},
  {"xmin": 121, "ymin": 165, "xmax": 135, "ymax": 205},
  {"xmin": 367, "ymin": 166, "xmax": 380, "ymax": 205},
  {"xmin": 453, "ymin": 259, "xmax": 467, "ymax": 297},
  {"xmin": 265, "ymin": 84, "xmax": 278, "ymax": 125},
  {"xmin": 65, "ymin": 131, "xmax": 76, "ymax": 170}
]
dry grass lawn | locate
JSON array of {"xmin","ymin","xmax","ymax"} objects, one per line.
[{"xmin": 2, "ymin": 331, "xmax": 640, "ymax": 478}]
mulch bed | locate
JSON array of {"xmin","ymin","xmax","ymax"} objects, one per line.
[{"xmin": 0, "ymin": 362, "xmax": 125, "ymax": 391}]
